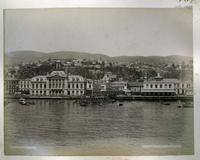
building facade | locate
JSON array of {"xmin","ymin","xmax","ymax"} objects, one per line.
[
  {"xmin": 31, "ymin": 76, "xmax": 47, "ymax": 96},
  {"xmin": 5, "ymin": 78, "xmax": 19, "ymax": 95},
  {"xmin": 141, "ymin": 73, "xmax": 193, "ymax": 96}
]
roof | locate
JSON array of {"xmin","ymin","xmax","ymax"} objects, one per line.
[
  {"xmin": 144, "ymin": 78, "xmax": 180, "ymax": 84},
  {"xmin": 31, "ymin": 75, "xmax": 47, "ymax": 81},
  {"xmin": 47, "ymin": 71, "xmax": 67, "ymax": 77},
  {"xmin": 128, "ymin": 82, "xmax": 143, "ymax": 87}
]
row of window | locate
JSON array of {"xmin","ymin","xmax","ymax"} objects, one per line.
[
  {"xmin": 69, "ymin": 77, "xmax": 82, "ymax": 82},
  {"xmin": 49, "ymin": 84, "xmax": 64, "ymax": 88},
  {"xmin": 145, "ymin": 83, "xmax": 191, "ymax": 89},
  {"xmin": 67, "ymin": 83, "xmax": 84, "ymax": 89},
  {"xmin": 145, "ymin": 83, "xmax": 172, "ymax": 89},
  {"xmin": 20, "ymin": 81, "xmax": 30, "ymax": 84},
  {"xmin": 67, "ymin": 90, "xmax": 84, "ymax": 95},
  {"xmin": 31, "ymin": 90, "xmax": 46, "ymax": 95},
  {"xmin": 49, "ymin": 79, "xmax": 64, "ymax": 83},
  {"xmin": 32, "ymin": 83, "xmax": 46, "ymax": 89},
  {"xmin": 35, "ymin": 78, "xmax": 45, "ymax": 82}
]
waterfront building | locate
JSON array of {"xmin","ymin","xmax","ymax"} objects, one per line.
[
  {"xmin": 46, "ymin": 71, "xmax": 66, "ymax": 96},
  {"xmin": 141, "ymin": 79, "xmax": 177, "ymax": 96},
  {"xmin": 141, "ymin": 73, "xmax": 193, "ymax": 96},
  {"xmin": 128, "ymin": 82, "xmax": 143, "ymax": 95},
  {"xmin": 5, "ymin": 77, "xmax": 19, "ymax": 95},
  {"xmin": 67, "ymin": 75, "xmax": 85, "ymax": 96},
  {"xmin": 19, "ymin": 79, "xmax": 31, "ymax": 91},
  {"xmin": 109, "ymin": 81, "xmax": 128, "ymax": 92},
  {"xmin": 175, "ymin": 80, "xmax": 193, "ymax": 96},
  {"xmin": 31, "ymin": 76, "xmax": 48, "ymax": 96}
]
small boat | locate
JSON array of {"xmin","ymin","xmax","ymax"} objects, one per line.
[
  {"xmin": 80, "ymin": 101, "xmax": 89, "ymax": 106},
  {"xmin": 19, "ymin": 98, "xmax": 27, "ymax": 105},
  {"xmin": 118, "ymin": 103, "xmax": 123, "ymax": 106},
  {"xmin": 183, "ymin": 101, "xmax": 193, "ymax": 108},
  {"xmin": 111, "ymin": 99, "xmax": 116, "ymax": 103}
]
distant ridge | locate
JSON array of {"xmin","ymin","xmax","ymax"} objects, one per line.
[{"xmin": 5, "ymin": 50, "xmax": 192, "ymax": 65}]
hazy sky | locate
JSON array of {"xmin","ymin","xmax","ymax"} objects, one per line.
[{"xmin": 5, "ymin": 8, "xmax": 192, "ymax": 57}]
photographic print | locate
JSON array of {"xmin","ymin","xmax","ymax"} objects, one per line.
[{"xmin": 4, "ymin": 8, "xmax": 194, "ymax": 156}]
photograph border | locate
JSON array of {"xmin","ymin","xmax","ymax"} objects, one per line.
[{"xmin": 0, "ymin": 0, "xmax": 200, "ymax": 160}]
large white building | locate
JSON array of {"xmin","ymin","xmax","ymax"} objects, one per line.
[
  {"xmin": 17, "ymin": 60, "xmax": 93, "ymax": 97},
  {"xmin": 31, "ymin": 76, "xmax": 47, "ymax": 96},
  {"xmin": 141, "ymin": 73, "xmax": 193, "ymax": 96}
]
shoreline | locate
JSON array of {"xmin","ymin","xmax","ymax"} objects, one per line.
[{"xmin": 4, "ymin": 95, "xmax": 193, "ymax": 101}]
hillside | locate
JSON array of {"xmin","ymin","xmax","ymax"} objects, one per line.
[{"xmin": 5, "ymin": 50, "xmax": 192, "ymax": 65}]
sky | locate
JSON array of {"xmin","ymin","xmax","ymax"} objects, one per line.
[{"xmin": 4, "ymin": 8, "xmax": 192, "ymax": 57}]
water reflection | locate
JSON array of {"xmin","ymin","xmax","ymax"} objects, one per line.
[{"xmin": 4, "ymin": 99, "xmax": 193, "ymax": 155}]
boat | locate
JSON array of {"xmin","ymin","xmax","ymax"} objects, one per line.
[
  {"xmin": 111, "ymin": 99, "xmax": 116, "ymax": 103},
  {"xmin": 19, "ymin": 98, "xmax": 27, "ymax": 105},
  {"xmin": 118, "ymin": 103, "xmax": 123, "ymax": 106},
  {"xmin": 79, "ymin": 101, "xmax": 89, "ymax": 106},
  {"xmin": 182, "ymin": 101, "xmax": 193, "ymax": 108}
]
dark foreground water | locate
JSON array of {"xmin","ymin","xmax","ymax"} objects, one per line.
[{"xmin": 4, "ymin": 99, "xmax": 194, "ymax": 155}]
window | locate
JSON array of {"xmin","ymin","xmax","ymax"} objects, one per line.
[
  {"xmin": 44, "ymin": 84, "xmax": 46, "ymax": 88},
  {"xmin": 155, "ymin": 84, "xmax": 157, "ymax": 88},
  {"xmin": 68, "ymin": 84, "xmax": 70, "ymax": 88},
  {"xmin": 76, "ymin": 84, "xmax": 79, "ymax": 88},
  {"xmin": 146, "ymin": 84, "xmax": 148, "ymax": 88},
  {"xmin": 36, "ymin": 84, "xmax": 38, "ymax": 88},
  {"xmin": 160, "ymin": 84, "xmax": 162, "ymax": 88},
  {"xmin": 40, "ymin": 84, "xmax": 42, "ymax": 88},
  {"xmin": 169, "ymin": 84, "xmax": 172, "ymax": 88},
  {"xmin": 165, "ymin": 84, "xmax": 167, "ymax": 88},
  {"xmin": 150, "ymin": 84, "xmax": 153, "ymax": 88}
]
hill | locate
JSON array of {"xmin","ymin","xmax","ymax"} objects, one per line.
[{"xmin": 5, "ymin": 50, "xmax": 192, "ymax": 65}]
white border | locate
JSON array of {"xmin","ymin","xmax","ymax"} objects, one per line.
[{"xmin": 0, "ymin": 0, "xmax": 199, "ymax": 160}]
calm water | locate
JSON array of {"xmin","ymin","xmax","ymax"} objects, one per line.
[{"xmin": 4, "ymin": 99, "xmax": 194, "ymax": 155}]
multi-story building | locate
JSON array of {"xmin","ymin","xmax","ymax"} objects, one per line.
[
  {"xmin": 47, "ymin": 71, "xmax": 66, "ymax": 96},
  {"xmin": 141, "ymin": 79, "xmax": 177, "ymax": 96},
  {"xmin": 31, "ymin": 76, "xmax": 48, "ymax": 96},
  {"xmin": 5, "ymin": 77, "xmax": 19, "ymax": 95},
  {"xmin": 141, "ymin": 73, "xmax": 193, "ymax": 96},
  {"xmin": 128, "ymin": 82, "xmax": 143, "ymax": 95},
  {"xmin": 19, "ymin": 79, "xmax": 31, "ymax": 92},
  {"xmin": 21, "ymin": 62, "xmax": 90, "ymax": 97},
  {"xmin": 67, "ymin": 75, "xmax": 85, "ymax": 96}
]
